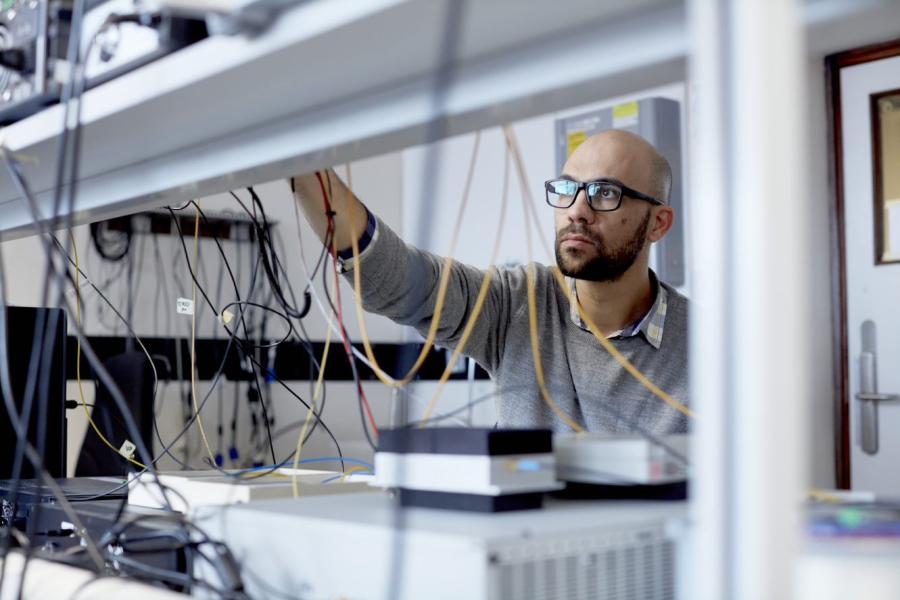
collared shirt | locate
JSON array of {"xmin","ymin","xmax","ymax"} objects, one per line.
[{"xmin": 567, "ymin": 270, "xmax": 668, "ymax": 350}]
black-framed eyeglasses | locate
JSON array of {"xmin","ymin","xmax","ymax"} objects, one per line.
[{"xmin": 544, "ymin": 177, "xmax": 664, "ymax": 212}]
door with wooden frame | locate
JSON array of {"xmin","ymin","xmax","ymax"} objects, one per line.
[{"xmin": 830, "ymin": 39, "xmax": 900, "ymax": 492}]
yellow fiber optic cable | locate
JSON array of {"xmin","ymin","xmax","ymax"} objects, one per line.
[
  {"xmin": 72, "ymin": 234, "xmax": 147, "ymax": 468},
  {"xmin": 189, "ymin": 205, "xmax": 219, "ymax": 465},
  {"xmin": 502, "ymin": 126, "xmax": 694, "ymax": 419},
  {"xmin": 346, "ymin": 132, "xmax": 482, "ymax": 388},
  {"xmin": 419, "ymin": 146, "xmax": 511, "ymax": 425},
  {"xmin": 291, "ymin": 320, "xmax": 332, "ymax": 497},
  {"xmin": 514, "ymin": 140, "xmax": 588, "ymax": 433}
]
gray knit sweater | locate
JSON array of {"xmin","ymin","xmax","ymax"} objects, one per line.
[{"xmin": 342, "ymin": 218, "xmax": 689, "ymax": 434}]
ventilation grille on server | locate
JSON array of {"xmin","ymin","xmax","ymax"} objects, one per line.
[{"xmin": 494, "ymin": 536, "xmax": 675, "ymax": 600}]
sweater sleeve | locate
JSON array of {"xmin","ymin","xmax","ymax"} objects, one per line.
[{"xmin": 339, "ymin": 216, "xmax": 516, "ymax": 373}]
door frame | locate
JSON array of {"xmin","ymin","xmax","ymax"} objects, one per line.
[{"xmin": 827, "ymin": 37, "xmax": 900, "ymax": 489}]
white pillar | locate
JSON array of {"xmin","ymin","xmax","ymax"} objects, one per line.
[
  {"xmin": 685, "ymin": 0, "xmax": 729, "ymax": 596},
  {"xmin": 687, "ymin": 1, "xmax": 810, "ymax": 599}
]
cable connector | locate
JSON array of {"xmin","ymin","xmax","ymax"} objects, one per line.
[
  {"xmin": 118, "ymin": 440, "xmax": 137, "ymax": 460},
  {"xmin": 219, "ymin": 308, "xmax": 234, "ymax": 325}
]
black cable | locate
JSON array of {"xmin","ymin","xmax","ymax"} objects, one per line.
[
  {"xmin": 90, "ymin": 220, "xmax": 131, "ymax": 261},
  {"xmin": 248, "ymin": 186, "xmax": 311, "ymax": 321},
  {"xmin": 289, "ymin": 177, "xmax": 334, "ymax": 427},
  {"xmin": 149, "ymin": 209, "xmax": 346, "ymax": 475},
  {"xmin": 213, "ymin": 252, "xmax": 227, "ymax": 464},
  {"xmin": 138, "ymin": 246, "xmax": 266, "ymax": 472},
  {"xmin": 229, "ymin": 193, "xmax": 332, "ymax": 443},
  {"xmin": 44, "ymin": 272, "xmax": 349, "ymax": 497},
  {"xmin": 232, "ymin": 189, "xmax": 311, "ymax": 321},
  {"xmin": 177, "ymin": 200, "xmax": 339, "ymax": 461},
  {"xmin": 116, "ymin": 239, "xmax": 267, "ymax": 475},
  {"xmin": 0, "ymin": 259, "xmax": 105, "ymax": 584},
  {"xmin": 0, "ymin": 5, "xmax": 119, "ymax": 589},
  {"xmin": 311, "ymin": 175, "xmax": 375, "ymax": 450},
  {"xmin": 1, "ymin": 11, "xmax": 246, "ymax": 595},
  {"xmin": 167, "ymin": 206, "xmax": 277, "ymax": 466},
  {"xmin": 4, "ymin": 130, "xmax": 78, "ymax": 600},
  {"xmin": 50, "ymin": 238, "xmax": 185, "ymax": 474},
  {"xmin": 1, "ymin": 141, "xmax": 177, "ymax": 512},
  {"xmin": 92, "ymin": 259, "xmax": 129, "ymax": 334},
  {"xmin": 319, "ymin": 227, "xmax": 377, "ymax": 451},
  {"xmin": 220, "ymin": 301, "xmax": 293, "ymax": 349},
  {"xmin": 50, "ymin": 9, "xmax": 194, "ymax": 563},
  {"xmin": 0, "ymin": 8, "xmax": 97, "ymax": 574}
]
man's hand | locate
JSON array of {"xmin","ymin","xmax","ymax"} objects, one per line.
[{"xmin": 291, "ymin": 169, "xmax": 369, "ymax": 253}]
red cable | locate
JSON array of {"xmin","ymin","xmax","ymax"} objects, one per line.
[{"xmin": 314, "ymin": 172, "xmax": 380, "ymax": 437}]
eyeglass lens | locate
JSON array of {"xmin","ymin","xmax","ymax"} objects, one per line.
[{"xmin": 547, "ymin": 179, "xmax": 622, "ymax": 211}]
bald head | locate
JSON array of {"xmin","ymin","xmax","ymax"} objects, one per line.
[{"xmin": 563, "ymin": 130, "xmax": 672, "ymax": 203}]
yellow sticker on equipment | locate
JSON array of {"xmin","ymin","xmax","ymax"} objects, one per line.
[
  {"xmin": 613, "ymin": 101, "xmax": 640, "ymax": 126},
  {"xmin": 566, "ymin": 131, "xmax": 587, "ymax": 158}
]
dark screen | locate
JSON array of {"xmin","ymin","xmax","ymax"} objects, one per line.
[{"xmin": 0, "ymin": 306, "xmax": 67, "ymax": 479}]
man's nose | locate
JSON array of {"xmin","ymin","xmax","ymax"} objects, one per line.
[{"xmin": 566, "ymin": 189, "xmax": 595, "ymax": 224}]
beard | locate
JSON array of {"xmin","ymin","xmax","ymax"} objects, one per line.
[{"xmin": 554, "ymin": 209, "xmax": 652, "ymax": 282}]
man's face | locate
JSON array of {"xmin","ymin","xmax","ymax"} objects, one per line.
[
  {"xmin": 553, "ymin": 135, "xmax": 660, "ymax": 283},
  {"xmin": 555, "ymin": 205, "xmax": 652, "ymax": 282}
]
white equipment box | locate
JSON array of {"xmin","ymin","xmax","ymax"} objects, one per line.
[
  {"xmin": 193, "ymin": 491, "xmax": 685, "ymax": 600},
  {"xmin": 127, "ymin": 469, "xmax": 370, "ymax": 513},
  {"xmin": 555, "ymin": 433, "xmax": 689, "ymax": 485}
]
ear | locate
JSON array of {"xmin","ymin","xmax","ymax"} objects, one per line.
[{"xmin": 647, "ymin": 205, "xmax": 674, "ymax": 243}]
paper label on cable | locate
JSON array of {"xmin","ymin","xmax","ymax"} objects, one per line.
[
  {"xmin": 176, "ymin": 298, "xmax": 194, "ymax": 315},
  {"xmin": 119, "ymin": 440, "xmax": 136, "ymax": 460}
]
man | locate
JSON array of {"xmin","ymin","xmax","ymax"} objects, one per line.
[{"xmin": 292, "ymin": 129, "xmax": 688, "ymax": 434}]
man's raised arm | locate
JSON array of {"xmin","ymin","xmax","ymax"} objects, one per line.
[{"xmin": 291, "ymin": 169, "xmax": 368, "ymax": 252}]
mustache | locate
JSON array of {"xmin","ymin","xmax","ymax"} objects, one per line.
[{"xmin": 556, "ymin": 224, "xmax": 603, "ymax": 246}]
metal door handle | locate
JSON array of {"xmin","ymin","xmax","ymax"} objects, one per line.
[
  {"xmin": 856, "ymin": 393, "xmax": 900, "ymax": 403},
  {"xmin": 857, "ymin": 324, "xmax": 896, "ymax": 456}
]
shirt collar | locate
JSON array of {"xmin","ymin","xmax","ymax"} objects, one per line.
[{"xmin": 567, "ymin": 270, "xmax": 668, "ymax": 350}]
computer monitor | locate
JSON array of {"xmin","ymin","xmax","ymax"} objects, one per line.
[{"xmin": 0, "ymin": 306, "xmax": 67, "ymax": 479}]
